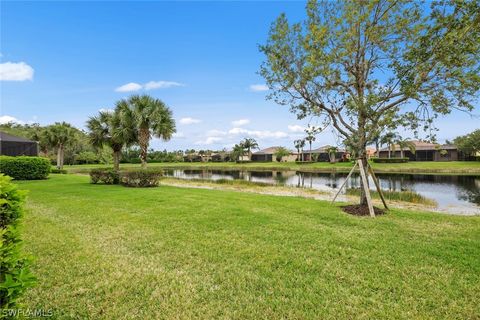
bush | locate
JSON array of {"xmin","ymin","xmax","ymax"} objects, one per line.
[
  {"xmin": 120, "ymin": 169, "xmax": 162, "ymax": 187},
  {"xmin": 0, "ymin": 156, "xmax": 51, "ymax": 180},
  {"xmin": 372, "ymin": 157, "xmax": 409, "ymax": 163},
  {"xmin": 89, "ymin": 168, "xmax": 119, "ymax": 184},
  {"xmin": 0, "ymin": 174, "xmax": 36, "ymax": 309},
  {"xmin": 50, "ymin": 168, "xmax": 67, "ymax": 174}
]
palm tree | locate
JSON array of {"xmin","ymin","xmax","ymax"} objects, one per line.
[
  {"xmin": 241, "ymin": 138, "xmax": 259, "ymax": 160},
  {"xmin": 42, "ymin": 122, "xmax": 77, "ymax": 169},
  {"xmin": 304, "ymin": 125, "xmax": 321, "ymax": 161},
  {"xmin": 231, "ymin": 144, "xmax": 245, "ymax": 161},
  {"xmin": 86, "ymin": 110, "xmax": 126, "ymax": 171},
  {"xmin": 395, "ymin": 137, "xmax": 416, "ymax": 158},
  {"xmin": 294, "ymin": 139, "xmax": 305, "ymax": 161},
  {"xmin": 274, "ymin": 147, "xmax": 290, "ymax": 162},
  {"xmin": 327, "ymin": 146, "xmax": 338, "ymax": 163},
  {"xmin": 380, "ymin": 132, "xmax": 399, "ymax": 158},
  {"xmin": 116, "ymin": 95, "xmax": 176, "ymax": 168}
]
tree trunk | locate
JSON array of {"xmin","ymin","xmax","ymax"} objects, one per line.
[
  {"xmin": 357, "ymin": 117, "xmax": 369, "ymax": 206},
  {"xmin": 400, "ymin": 150, "xmax": 404, "ymax": 158},
  {"xmin": 113, "ymin": 150, "xmax": 121, "ymax": 171},
  {"xmin": 376, "ymin": 141, "xmax": 380, "ymax": 157},
  {"xmin": 57, "ymin": 145, "xmax": 64, "ymax": 169},
  {"xmin": 138, "ymin": 128, "xmax": 150, "ymax": 168},
  {"xmin": 309, "ymin": 142, "xmax": 312, "ymax": 161}
]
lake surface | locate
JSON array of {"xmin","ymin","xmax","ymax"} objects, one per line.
[{"xmin": 163, "ymin": 169, "xmax": 480, "ymax": 215}]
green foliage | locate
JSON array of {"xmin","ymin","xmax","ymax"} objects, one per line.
[
  {"xmin": 75, "ymin": 151, "xmax": 100, "ymax": 164},
  {"xmin": 0, "ymin": 174, "xmax": 35, "ymax": 309},
  {"xmin": 50, "ymin": 168, "xmax": 68, "ymax": 174},
  {"xmin": 120, "ymin": 169, "xmax": 162, "ymax": 187},
  {"xmin": 273, "ymin": 147, "xmax": 290, "ymax": 162},
  {"xmin": 115, "ymin": 95, "xmax": 176, "ymax": 167},
  {"xmin": 0, "ymin": 156, "xmax": 51, "ymax": 180},
  {"xmin": 454, "ymin": 129, "xmax": 480, "ymax": 156},
  {"xmin": 89, "ymin": 168, "xmax": 120, "ymax": 185},
  {"xmin": 260, "ymin": 0, "xmax": 480, "ymax": 157},
  {"xmin": 372, "ymin": 157, "xmax": 409, "ymax": 163}
]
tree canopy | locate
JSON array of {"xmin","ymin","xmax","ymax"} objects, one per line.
[{"xmin": 260, "ymin": 0, "xmax": 480, "ymax": 157}]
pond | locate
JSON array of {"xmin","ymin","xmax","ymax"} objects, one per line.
[{"xmin": 163, "ymin": 169, "xmax": 480, "ymax": 215}]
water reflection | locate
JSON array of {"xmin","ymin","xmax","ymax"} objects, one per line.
[{"xmin": 164, "ymin": 169, "xmax": 480, "ymax": 215}]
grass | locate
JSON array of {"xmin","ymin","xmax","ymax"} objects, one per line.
[
  {"xmin": 18, "ymin": 174, "xmax": 480, "ymax": 319},
  {"xmin": 346, "ymin": 188, "xmax": 437, "ymax": 206},
  {"xmin": 65, "ymin": 160, "xmax": 480, "ymax": 175}
]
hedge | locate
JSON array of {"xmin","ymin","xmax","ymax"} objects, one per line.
[
  {"xmin": 0, "ymin": 156, "xmax": 51, "ymax": 180},
  {"xmin": 50, "ymin": 168, "xmax": 68, "ymax": 174},
  {"xmin": 0, "ymin": 174, "xmax": 36, "ymax": 309},
  {"xmin": 89, "ymin": 168, "xmax": 120, "ymax": 185},
  {"xmin": 372, "ymin": 157, "xmax": 409, "ymax": 163},
  {"xmin": 120, "ymin": 169, "xmax": 162, "ymax": 188}
]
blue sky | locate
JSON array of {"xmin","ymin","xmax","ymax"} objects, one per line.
[{"xmin": 1, "ymin": 1, "xmax": 478, "ymax": 151}]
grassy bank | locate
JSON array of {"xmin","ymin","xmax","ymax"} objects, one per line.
[
  {"xmin": 65, "ymin": 160, "xmax": 480, "ymax": 175},
  {"xmin": 17, "ymin": 175, "xmax": 480, "ymax": 319}
]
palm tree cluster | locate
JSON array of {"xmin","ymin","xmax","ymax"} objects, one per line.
[
  {"xmin": 230, "ymin": 138, "xmax": 259, "ymax": 161},
  {"xmin": 86, "ymin": 94, "xmax": 176, "ymax": 169},
  {"xmin": 377, "ymin": 132, "xmax": 416, "ymax": 159}
]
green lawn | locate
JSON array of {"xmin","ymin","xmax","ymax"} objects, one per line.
[
  {"xmin": 65, "ymin": 160, "xmax": 480, "ymax": 175},
  {"xmin": 18, "ymin": 174, "xmax": 480, "ymax": 319}
]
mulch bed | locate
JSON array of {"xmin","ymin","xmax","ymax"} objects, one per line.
[{"xmin": 341, "ymin": 205, "xmax": 386, "ymax": 216}]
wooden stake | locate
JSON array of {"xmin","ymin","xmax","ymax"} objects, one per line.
[
  {"xmin": 331, "ymin": 161, "xmax": 358, "ymax": 204},
  {"xmin": 358, "ymin": 159, "xmax": 375, "ymax": 217},
  {"xmin": 368, "ymin": 163, "xmax": 389, "ymax": 210}
]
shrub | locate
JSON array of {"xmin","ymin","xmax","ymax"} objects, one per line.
[
  {"xmin": 371, "ymin": 157, "xmax": 409, "ymax": 163},
  {"xmin": 120, "ymin": 169, "xmax": 162, "ymax": 187},
  {"xmin": 50, "ymin": 168, "xmax": 68, "ymax": 174},
  {"xmin": 0, "ymin": 174, "xmax": 36, "ymax": 309},
  {"xmin": 89, "ymin": 168, "xmax": 119, "ymax": 184},
  {"xmin": 0, "ymin": 156, "xmax": 51, "ymax": 180}
]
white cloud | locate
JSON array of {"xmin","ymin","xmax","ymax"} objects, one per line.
[
  {"xmin": 288, "ymin": 125, "xmax": 305, "ymax": 133},
  {"xmin": 0, "ymin": 115, "xmax": 21, "ymax": 124},
  {"xmin": 115, "ymin": 82, "xmax": 142, "ymax": 92},
  {"xmin": 249, "ymin": 84, "xmax": 268, "ymax": 92},
  {"xmin": 206, "ymin": 129, "xmax": 227, "ymax": 136},
  {"xmin": 0, "ymin": 62, "xmax": 34, "ymax": 81},
  {"xmin": 228, "ymin": 127, "xmax": 288, "ymax": 139},
  {"xmin": 179, "ymin": 117, "xmax": 202, "ymax": 125},
  {"xmin": 144, "ymin": 81, "xmax": 184, "ymax": 90},
  {"xmin": 99, "ymin": 108, "xmax": 114, "ymax": 113},
  {"xmin": 195, "ymin": 137, "xmax": 223, "ymax": 145},
  {"xmin": 232, "ymin": 119, "xmax": 250, "ymax": 126},
  {"xmin": 173, "ymin": 132, "xmax": 185, "ymax": 138},
  {"xmin": 115, "ymin": 80, "xmax": 184, "ymax": 92}
]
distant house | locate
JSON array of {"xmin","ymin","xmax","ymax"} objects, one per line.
[
  {"xmin": 251, "ymin": 147, "xmax": 297, "ymax": 162},
  {"xmin": 302, "ymin": 145, "xmax": 347, "ymax": 162},
  {"xmin": 378, "ymin": 140, "xmax": 459, "ymax": 161},
  {"xmin": 0, "ymin": 132, "xmax": 38, "ymax": 156}
]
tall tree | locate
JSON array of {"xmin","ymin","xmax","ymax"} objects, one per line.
[
  {"xmin": 260, "ymin": 0, "xmax": 480, "ymax": 205},
  {"xmin": 380, "ymin": 132, "xmax": 399, "ymax": 158},
  {"xmin": 395, "ymin": 137, "xmax": 416, "ymax": 159},
  {"xmin": 454, "ymin": 129, "xmax": 480, "ymax": 157},
  {"xmin": 116, "ymin": 95, "xmax": 176, "ymax": 168},
  {"xmin": 294, "ymin": 139, "xmax": 306, "ymax": 161},
  {"xmin": 86, "ymin": 110, "xmax": 127, "ymax": 171},
  {"xmin": 231, "ymin": 144, "xmax": 246, "ymax": 161},
  {"xmin": 241, "ymin": 138, "xmax": 259, "ymax": 160},
  {"xmin": 304, "ymin": 125, "xmax": 321, "ymax": 161},
  {"xmin": 43, "ymin": 122, "xmax": 77, "ymax": 169},
  {"xmin": 274, "ymin": 147, "xmax": 290, "ymax": 162}
]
